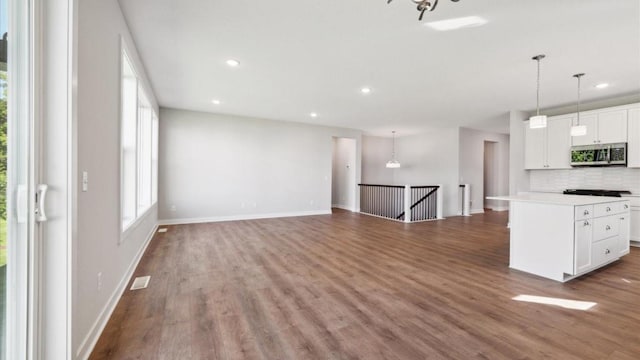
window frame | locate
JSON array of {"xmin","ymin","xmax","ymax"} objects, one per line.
[{"xmin": 120, "ymin": 38, "xmax": 158, "ymax": 239}]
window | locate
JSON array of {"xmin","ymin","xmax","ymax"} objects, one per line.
[
  {"xmin": 151, "ymin": 112, "xmax": 159, "ymax": 204},
  {"xmin": 137, "ymin": 86, "xmax": 152, "ymax": 214},
  {"xmin": 121, "ymin": 50, "xmax": 137, "ymax": 230},
  {"xmin": 121, "ymin": 46, "xmax": 158, "ymax": 232}
]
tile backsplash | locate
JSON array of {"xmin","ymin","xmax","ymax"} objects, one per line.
[{"xmin": 530, "ymin": 168, "xmax": 640, "ymax": 194}]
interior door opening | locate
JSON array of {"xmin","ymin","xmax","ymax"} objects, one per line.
[
  {"xmin": 331, "ymin": 137, "xmax": 357, "ymax": 212},
  {"xmin": 483, "ymin": 141, "xmax": 498, "ymax": 210}
]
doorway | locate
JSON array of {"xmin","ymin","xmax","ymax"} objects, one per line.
[
  {"xmin": 331, "ymin": 138, "xmax": 357, "ymax": 212},
  {"xmin": 483, "ymin": 141, "xmax": 498, "ymax": 210}
]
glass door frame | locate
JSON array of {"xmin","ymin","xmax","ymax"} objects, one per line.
[{"xmin": 6, "ymin": 0, "xmax": 35, "ymax": 359}]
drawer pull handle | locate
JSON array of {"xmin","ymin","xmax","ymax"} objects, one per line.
[
  {"xmin": 583, "ymin": 210, "xmax": 589, "ymax": 216},
  {"xmin": 605, "ymin": 249, "xmax": 611, "ymax": 255},
  {"xmin": 606, "ymin": 207, "xmax": 611, "ymax": 212},
  {"xmin": 624, "ymin": 204, "xmax": 629, "ymax": 209},
  {"xmin": 606, "ymin": 225, "xmax": 611, "ymax": 231},
  {"xmin": 621, "ymin": 217, "xmax": 625, "ymax": 220},
  {"xmin": 584, "ymin": 221, "xmax": 590, "ymax": 226}
]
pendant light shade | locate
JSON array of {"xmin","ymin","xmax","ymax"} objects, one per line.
[
  {"xmin": 570, "ymin": 125, "xmax": 587, "ymax": 136},
  {"xmin": 529, "ymin": 115, "xmax": 548, "ymax": 129},
  {"xmin": 386, "ymin": 131, "xmax": 401, "ymax": 168},
  {"xmin": 386, "ymin": 159, "xmax": 401, "ymax": 168},
  {"xmin": 529, "ymin": 55, "xmax": 547, "ymax": 129},
  {"xmin": 571, "ymin": 73, "xmax": 587, "ymax": 137}
]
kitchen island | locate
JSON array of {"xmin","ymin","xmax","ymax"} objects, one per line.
[{"xmin": 488, "ymin": 193, "xmax": 631, "ymax": 282}]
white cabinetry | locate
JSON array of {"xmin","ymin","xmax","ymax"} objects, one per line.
[
  {"xmin": 524, "ymin": 116, "xmax": 572, "ymax": 169},
  {"xmin": 572, "ymin": 110, "xmax": 627, "ymax": 146},
  {"xmin": 628, "ymin": 108, "xmax": 640, "ymax": 168},
  {"xmin": 497, "ymin": 193, "xmax": 631, "ymax": 282},
  {"xmin": 574, "ymin": 219, "xmax": 592, "ymax": 273},
  {"xmin": 624, "ymin": 196, "xmax": 640, "ymax": 245},
  {"xmin": 571, "ymin": 114, "xmax": 598, "ymax": 146}
]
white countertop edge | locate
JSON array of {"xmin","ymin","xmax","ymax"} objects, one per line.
[{"xmin": 486, "ymin": 192, "xmax": 632, "ymax": 206}]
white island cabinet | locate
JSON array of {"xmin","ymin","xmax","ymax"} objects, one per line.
[{"xmin": 488, "ymin": 193, "xmax": 631, "ymax": 282}]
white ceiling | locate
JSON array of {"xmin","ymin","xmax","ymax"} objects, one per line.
[{"xmin": 118, "ymin": 0, "xmax": 640, "ymax": 135}]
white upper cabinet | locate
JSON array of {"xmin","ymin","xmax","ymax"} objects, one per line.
[
  {"xmin": 546, "ymin": 116, "xmax": 572, "ymax": 168},
  {"xmin": 598, "ymin": 110, "xmax": 628, "ymax": 144},
  {"xmin": 571, "ymin": 114, "xmax": 598, "ymax": 146},
  {"xmin": 572, "ymin": 110, "xmax": 627, "ymax": 146},
  {"xmin": 524, "ymin": 116, "xmax": 572, "ymax": 169},
  {"xmin": 524, "ymin": 122, "xmax": 546, "ymax": 169},
  {"xmin": 628, "ymin": 108, "xmax": 640, "ymax": 168}
]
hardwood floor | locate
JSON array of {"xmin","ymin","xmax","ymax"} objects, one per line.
[{"xmin": 90, "ymin": 210, "xmax": 640, "ymax": 359}]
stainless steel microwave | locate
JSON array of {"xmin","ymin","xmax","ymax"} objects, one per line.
[{"xmin": 570, "ymin": 143, "xmax": 627, "ymax": 167}]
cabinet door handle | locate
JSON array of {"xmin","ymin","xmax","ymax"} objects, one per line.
[
  {"xmin": 605, "ymin": 249, "xmax": 611, "ymax": 255},
  {"xmin": 621, "ymin": 217, "xmax": 625, "ymax": 220},
  {"xmin": 584, "ymin": 220, "xmax": 590, "ymax": 226},
  {"xmin": 583, "ymin": 210, "xmax": 589, "ymax": 216},
  {"xmin": 606, "ymin": 207, "xmax": 611, "ymax": 212},
  {"xmin": 624, "ymin": 204, "xmax": 629, "ymax": 209},
  {"xmin": 606, "ymin": 225, "xmax": 611, "ymax": 231}
]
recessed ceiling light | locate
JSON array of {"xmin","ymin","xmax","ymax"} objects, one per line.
[
  {"xmin": 310, "ymin": 112, "xmax": 318, "ymax": 118},
  {"xmin": 595, "ymin": 83, "xmax": 609, "ymax": 89},
  {"xmin": 425, "ymin": 16, "xmax": 488, "ymax": 31},
  {"xmin": 212, "ymin": 99, "xmax": 221, "ymax": 105},
  {"xmin": 226, "ymin": 59, "xmax": 240, "ymax": 67},
  {"xmin": 360, "ymin": 87, "xmax": 372, "ymax": 94}
]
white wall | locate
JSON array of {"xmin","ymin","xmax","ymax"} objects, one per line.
[
  {"xmin": 332, "ymin": 138, "xmax": 357, "ymax": 211},
  {"xmin": 458, "ymin": 127, "xmax": 510, "ymax": 213},
  {"xmin": 509, "ymin": 110, "xmax": 530, "ymax": 195},
  {"xmin": 158, "ymin": 108, "xmax": 362, "ymax": 222},
  {"xmin": 392, "ymin": 128, "xmax": 461, "ymax": 217},
  {"xmin": 74, "ymin": 0, "xmax": 159, "ymax": 358},
  {"xmin": 361, "ymin": 136, "xmax": 395, "ymax": 185}
]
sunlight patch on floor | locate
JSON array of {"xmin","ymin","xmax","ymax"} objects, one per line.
[{"xmin": 512, "ymin": 295, "xmax": 597, "ymax": 311}]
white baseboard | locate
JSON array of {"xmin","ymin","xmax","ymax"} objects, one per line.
[
  {"xmin": 75, "ymin": 223, "xmax": 158, "ymax": 360},
  {"xmin": 471, "ymin": 208, "xmax": 485, "ymax": 214},
  {"xmin": 331, "ymin": 204, "xmax": 356, "ymax": 212},
  {"xmin": 486, "ymin": 206, "xmax": 509, "ymax": 212},
  {"xmin": 159, "ymin": 210, "xmax": 332, "ymax": 226}
]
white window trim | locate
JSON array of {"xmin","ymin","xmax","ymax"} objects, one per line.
[{"xmin": 119, "ymin": 37, "xmax": 158, "ymax": 241}]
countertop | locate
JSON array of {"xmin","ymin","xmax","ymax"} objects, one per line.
[{"xmin": 487, "ymin": 192, "xmax": 632, "ymax": 206}]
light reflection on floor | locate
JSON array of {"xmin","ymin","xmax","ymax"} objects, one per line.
[{"xmin": 512, "ymin": 295, "xmax": 597, "ymax": 311}]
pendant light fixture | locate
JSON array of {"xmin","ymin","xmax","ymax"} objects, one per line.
[
  {"xmin": 386, "ymin": 0, "xmax": 462, "ymax": 21},
  {"xmin": 529, "ymin": 54, "xmax": 548, "ymax": 129},
  {"xmin": 571, "ymin": 73, "xmax": 587, "ymax": 137},
  {"xmin": 386, "ymin": 131, "xmax": 401, "ymax": 168}
]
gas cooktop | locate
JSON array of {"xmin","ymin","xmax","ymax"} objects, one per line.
[{"xmin": 563, "ymin": 189, "xmax": 632, "ymax": 197}]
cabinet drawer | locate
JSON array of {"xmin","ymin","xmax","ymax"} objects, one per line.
[
  {"xmin": 575, "ymin": 205, "xmax": 594, "ymax": 220},
  {"xmin": 593, "ymin": 202, "xmax": 627, "ymax": 217},
  {"xmin": 592, "ymin": 236, "xmax": 619, "ymax": 267},
  {"xmin": 593, "ymin": 215, "xmax": 620, "ymax": 242}
]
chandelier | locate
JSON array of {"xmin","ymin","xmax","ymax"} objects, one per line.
[{"xmin": 387, "ymin": 0, "xmax": 461, "ymax": 21}]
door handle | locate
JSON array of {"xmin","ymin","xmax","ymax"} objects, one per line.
[{"xmin": 35, "ymin": 184, "xmax": 49, "ymax": 222}]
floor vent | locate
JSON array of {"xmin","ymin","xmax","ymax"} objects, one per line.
[
  {"xmin": 158, "ymin": 228, "xmax": 168, "ymax": 233},
  {"xmin": 130, "ymin": 276, "xmax": 151, "ymax": 290}
]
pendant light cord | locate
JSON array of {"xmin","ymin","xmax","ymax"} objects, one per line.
[
  {"xmin": 577, "ymin": 75, "xmax": 581, "ymax": 125},
  {"xmin": 573, "ymin": 73, "xmax": 585, "ymax": 126},
  {"xmin": 392, "ymin": 131, "xmax": 396, "ymax": 159},
  {"xmin": 536, "ymin": 58, "xmax": 541, "ymax": 116},
  {"xmin": 532, "ymin": 54, "xmax": 545, "ymax": 117}
]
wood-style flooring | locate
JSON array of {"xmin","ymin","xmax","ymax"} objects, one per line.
[{"xmin": 90, "ymin": 210, "xmax": 640, "ymax": 359}]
